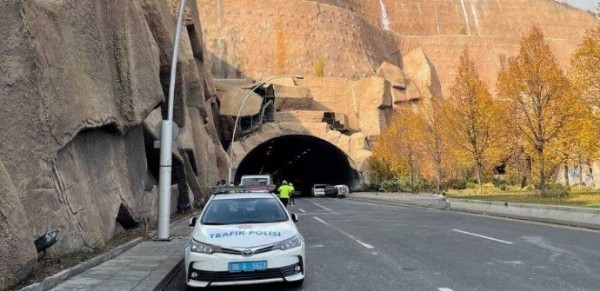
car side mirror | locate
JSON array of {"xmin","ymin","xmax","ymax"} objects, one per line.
[
  {"xmin": 189, "ymin": 217, "xmax": 197, "ymax": 227},
  {"xmin": 291, "ymin": 213, "xmax": 299, "ymax": 223}
]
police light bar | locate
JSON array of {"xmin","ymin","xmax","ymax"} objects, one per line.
[{"xmin": 211, "ymin": 184, "xmax": 277, "ymax": 193}]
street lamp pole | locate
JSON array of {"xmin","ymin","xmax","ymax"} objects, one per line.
[
  {"xmin": 227, "ymin": 75, "xmax": 302, "ymax": 184},
  {"xmin": 157, "ymin": 0, "xmax": 187, "ymax": 240}
]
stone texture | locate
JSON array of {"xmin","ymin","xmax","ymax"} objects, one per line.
[
  {"xmin": 403, "ymin": 47, "xmax": 443, "ymax": 103},
  {"xmin": 0, "ymin": 0, "xmax": 225, "ymax": 288},
  {"xmin": 296, "ymin": 77, "xmax": 358, "ymax": 130},
  {"xmin": 198, "ymin": 0, "xmax": 398, "ymax": 80},
  {"xmin": 216, "ymin": 85, "xmax": 263, "ymax": 117},
  {"xmin": 351, "ymin": 76, "xmax": 393, "ymax": 138},
  {"xmin": 376, "ymin": 62, "xmax": 409, "ymax": 108},
  {"xmin": 0, "ymin": 160, "xmax": 37, "ymax": 289},
  {"xmin": 274, "ymin": 111, "xmax": 326, "ymax": 123},
  {"xmin": 199, "ymin": 0, "xmax": 596, "ymax": 97},
  {"xmin": 273, "ymin": 85, "xmax": 314, "ymax": 111}
]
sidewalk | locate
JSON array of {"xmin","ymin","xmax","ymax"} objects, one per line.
[{"xmin": 48, "ymin": 219, "xmax": 190, "ymax": 291}]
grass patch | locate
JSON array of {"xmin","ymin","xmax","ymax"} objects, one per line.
[{"xmin": 446, "ymin": 190, "xmax": 600, "ymax": 208}]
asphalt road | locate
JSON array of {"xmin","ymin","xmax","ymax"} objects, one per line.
[{"xmin": 165, "ymin": 197, "xmax": 600, "ymax": 290}]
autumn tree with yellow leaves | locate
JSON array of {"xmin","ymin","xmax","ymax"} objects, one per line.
[
  {"xmin": 418, "ymin": 99, "xmax": 447, "ymax": 193},
  {"xmin": 571, "ymin": 23, "xmax": 600, "ymax": 109},
  {"xmin": 372, "ymin": 108, "xmax": 424, "ymax": 192},
  {"xmin": 446, "ymin": 48, "xmax": 506, "ymax": 191},
  {"xmin": 497, "ymin": 26, "xmax": 576, "ymax": 196}
]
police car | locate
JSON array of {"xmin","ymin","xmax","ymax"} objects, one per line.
[{"xmin": 185, "ymin": 185, "xmax": 305, "ymax": 289}]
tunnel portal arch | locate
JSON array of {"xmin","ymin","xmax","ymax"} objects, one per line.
[{"xmin": 235, "ymin": 134, "xmax": 359, "ymax": 195}]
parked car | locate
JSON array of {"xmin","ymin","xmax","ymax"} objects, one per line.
[
  {"xmin": 311, "ymin": 184, "xmax": 327, "ymax": 197},
  {"xmin": 185, "ymin": 188, "xmax": 305, "ymax": 288},
  {"xmin": 312, "ymin": 184, "xmax": 338, "ymax": 197},
  {"xmin": 334, "ymin": 184, "xmax": 349, "ymax": 198}
]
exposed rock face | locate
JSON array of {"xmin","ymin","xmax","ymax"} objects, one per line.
[
  {"xmin": 0, "ymin": 160, "xmax": 37, "ymax": 289},
  {"xmin": 198, "ymin": 0, "xmax": 596, "ymax": 95},
  {"xmin": 198, "ymin": 0, "xmax": 399, "ymax": 79},
  {"xmin": 0, "ymin": 0, "xmax": 225, "ymax": 288},
  {"xmin": 351, "ymin": 76, "xmax": 393, "ymax": 138}
]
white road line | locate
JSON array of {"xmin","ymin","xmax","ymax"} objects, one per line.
[
  {"xmin": 298, "ymin": 208, "xmax": 306, "ymax": 213},
  {"xmin": 438, "ymin": 288, "xmax": 454, "ymax": 291},
  {"xmin": 312, "ymin": 202, "xmax": 332, "ymax": 212},
  {"xmin": 313, "ymin": 216, "xmax": 375, "ymax": 249},
  {"xmin": 452, "ymin": 229, "xmax": 514, "ymax": 245}
]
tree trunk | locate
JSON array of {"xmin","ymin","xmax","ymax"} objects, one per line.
[
  {"xmin": 539, "ymin": 151, "xmax": 547, "ymax": 196},
  {"xmin": 475, "ymin": 158, "xmax": 483, "ymax": 193},
  {"xmin": 435, "ymin": 160, "xmax": 442, "ymax": 193},
  {"xmin": 563, "ymin": 163, "xmax": 570, "ymax": 188}
]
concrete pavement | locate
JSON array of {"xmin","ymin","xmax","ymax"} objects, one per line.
[
  {"xmin": 48, "ymin": 218, "xmax": 191, "ymax": 291},
  {"xmin": 165, "ymin": 197, "xmax": 600, "ymax": 290}
]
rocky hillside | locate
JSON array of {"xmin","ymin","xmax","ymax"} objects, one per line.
[
  {"xmin": 198, "ymin": 0, "xmax": 597, "ymax": 96},
  {"xmin": 0, "ymin": 0, "xmax": 227, "ymax": 288}
]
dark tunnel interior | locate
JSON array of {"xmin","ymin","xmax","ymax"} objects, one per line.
[{"xmin": 235, "ymin": 135, "xmax": 357, "ymax": 196}]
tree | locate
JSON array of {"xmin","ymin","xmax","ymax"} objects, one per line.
[
  {"xmin": 373, "ymin": 109, "xmax": 423, "ymax": 192},
  {"xmin": 418, "ymin": 99, "xmax": 447, "ymax": 193},
  {"xmin": 446, "ymin": 48, "xmax": 505, "ymax": 191},
  {"xmin": 571, "ymin": 23, "xmax": 600, "ymax": 109},
  {"xmin": 497, "ymin": 26, "xmax": 575, "ymax": 196},
  {"xmin": 550, "ymin": 99, "xmax": 599, "ymax": 187}
]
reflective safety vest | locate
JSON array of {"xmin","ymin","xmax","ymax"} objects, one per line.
[{"xmin": 278, "ymin": 184, "xmax": 294, "ymax": 198}]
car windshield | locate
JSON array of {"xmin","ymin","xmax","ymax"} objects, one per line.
[
  {"xmin": 201, "ymin": 197, "xmax": 288, "ymax": 225},
  {"xmin": 241, "ymin": 178, "xmax": 269, "ymax": 185}
]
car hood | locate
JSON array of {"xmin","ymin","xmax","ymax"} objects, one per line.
[{"xmin": 192, "ymin": 221, "xmax": 298, "ymax": 248}]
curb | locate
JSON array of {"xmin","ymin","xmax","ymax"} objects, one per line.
[
  {"xmin": 153, "ymin": 258, "xmax": 184, "ymax": 291},
  {"xmin": 18, "ymin": 237, "xmax": 143, "ymax": 291},
  {"xmin": 449, "ymin": 199, "xmax": 600, "ymax": 230},
  {"xmin": 18, "ymin": 212, "xmax": 198, "ymax": 291}
]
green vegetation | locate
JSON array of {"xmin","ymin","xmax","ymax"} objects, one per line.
[{"xmin": 447, "ymin": 189, "xmax": 600, "ymax": 208}]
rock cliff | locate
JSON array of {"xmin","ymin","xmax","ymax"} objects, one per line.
[
  {"xmin": 198, "ymin": 0, "xmax": 596, "ymax": 96},
  {"xmin": 0, "ymin": 0, "xmax": 225, "ymax": 288}
]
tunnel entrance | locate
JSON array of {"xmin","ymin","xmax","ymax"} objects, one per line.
[{"xmin": 235, "ymin": 135, "xmax": 356, "ymax": 196}]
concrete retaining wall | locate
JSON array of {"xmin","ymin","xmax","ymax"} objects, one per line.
[{"xmin": 449, "ymin": 199, "xmax": 600, "ymax": 229}]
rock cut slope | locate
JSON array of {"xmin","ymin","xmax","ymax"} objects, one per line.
[
  {"xmin": 199, "ymin": 0, "xmax": 597, "ymax": 95},
  {"xmin": 0, "ymin": 0, "xmax": 227, "ymax": 288}
]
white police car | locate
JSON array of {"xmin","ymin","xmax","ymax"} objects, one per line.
[{"xmin": 185, "ymin": 187, "xmax": 305, "ymax": 289}]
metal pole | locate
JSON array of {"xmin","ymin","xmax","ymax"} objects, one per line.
[
  {"xmin": 227, "ymin": 75, "xmax": 303, "ymax": 184},
  {"xmin": 157, "ymin": 0, "xmax": 187, "ymax": 240},
  {"xmin": 228, "ymin": 81, "xmax": 264, "ymax": 184}
]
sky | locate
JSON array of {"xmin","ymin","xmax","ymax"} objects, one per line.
[{"xmin": 557, "ymin": 0, "xmax": 597, "ymax": 12}]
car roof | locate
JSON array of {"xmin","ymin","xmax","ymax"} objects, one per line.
[
  {"xmin": 212, "ymin": 192, "xmax": 276, "ymax": 200},
  {"xmin": 313, "ymin": 184, "xmax": 327, "ymax": 187}
]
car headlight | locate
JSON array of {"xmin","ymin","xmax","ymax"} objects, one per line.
[
  {"xmin": 190, "ymin": 239, "xmax": 222, "ymax": 254},
  {"xmin": 273, "ymin": 236, "xmax": 303, "ymax": 250}
]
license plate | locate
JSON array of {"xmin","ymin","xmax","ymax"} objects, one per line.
[{"xmin": 228, "ymin": 261, "xmax": 268, "ymax": 272}]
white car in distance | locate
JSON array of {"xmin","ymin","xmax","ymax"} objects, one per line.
[
  {"xmin": 311, "ymin": 184, "xmax": 327, "ymax": 197},
  {"xmin": 185, "ymin": 188, "xmax": 305, "ymax": 289}
]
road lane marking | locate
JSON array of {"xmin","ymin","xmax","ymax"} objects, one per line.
[
  {"xmin": 438, "ymin": 288, "xmax": 454, "ymax": 291},
  {"xmin": 298, "ymin": 208, "xmax": 306, "ymax": 213},
  {"xmin": 312, "ymin": 202, "xmax": 332, "ymax": 212},
  {"xmin": 313, "ymin": 216, "xmax": 374, "ymax": 249},
  {"xmin": 452, "ymin": 229, "xmax": 514, "ymax": 245}
]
